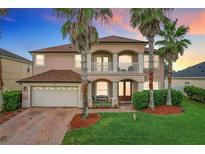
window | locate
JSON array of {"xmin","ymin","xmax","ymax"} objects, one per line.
[
  {"xmin": 35, "ymin": 55, "xmax": 44, "ymax": 66},
  {"xmin": 118, "ymin": 82, "xmax": 124, "ymax": 96},
  {"xmin": 75, "ymin": 55, "xmax": 81, "ymax": 68},
  {"xmin": 96, "ymin": 81, "xmax": 108, "ymax": 96},
  {"xmin": 27, "ymin": 64, "xmax": 30, "ymax": 72},
  {"xmin": 143, "ymin": 81, "xmax": 159, "ymax": 90},
  {"xmin": 125, "ymin": 82, "xmax": 131, "ymax": 96},
  {"xmin": 96, "ymin": 56, "xmax": 109, "ymax": 72},
  {"xmin": 185, "ymin": 82, "xmax": 190, "ymax": 86},
  {"xmin": 119, "ymin": 55, "xmax": 132, "ymax": 71},
  {"xmin": 144, "ymin": 55, "xmax": 159, "ymax": 68}
]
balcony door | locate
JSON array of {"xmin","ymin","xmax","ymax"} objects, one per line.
[
  {"xmin": 118, "ymin": 55, "xmax": 132, "ymax": 71},
  {"xmin": 118, "ymin": 80, "xmax": 132, "ymax": 101},
  {"xmin": 96, "ymin": 56, "xmax": 109, "ymax": 72}
]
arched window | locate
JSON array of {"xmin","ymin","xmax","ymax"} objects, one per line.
[
  {"xmin": 118, "ymin": 55, "xmax": 132, "ymax": 71},
  {"xmin": 96, "ymin": 81, "xmax": 108, "ymax": 96}
]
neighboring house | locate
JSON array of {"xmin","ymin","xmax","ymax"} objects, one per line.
[
  {"xmin": 18, "ymin": 35, "xmax": 164, "ymax": 108},
  {"xmin": 165, "ymin": 61, "xmax": 205, "ymax": 91},
  {"xmin": 0, "ymin": 48, "xmax": 32, "ymax": 91}
]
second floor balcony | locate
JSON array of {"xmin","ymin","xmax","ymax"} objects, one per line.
[
  {"xmin": 87, "ymin": 50, "xmax": 144, "ymax": 74},
  {"xmin": 91, "ymin": 62, "xmax": 139, "ymax": 73}
]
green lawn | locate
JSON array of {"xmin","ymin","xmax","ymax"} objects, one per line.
[{"xmin": 62, "ymin": 98, "xmax": 205, "ymax": 145}]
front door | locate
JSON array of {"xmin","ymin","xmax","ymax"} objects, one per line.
[{"xmin": 118, "ymin": 81, "xmax": 132, "ymax": 101}]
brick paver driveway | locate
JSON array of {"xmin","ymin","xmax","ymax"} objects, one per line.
[{"xmin": 0, "ymin": 108, "xmax": 77, "ymax": 145}]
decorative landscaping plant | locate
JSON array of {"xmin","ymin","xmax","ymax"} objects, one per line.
[
  {"xmin": 3, "ymin": 90, "xmax": 22, "ymax": 112},
  {"xmin": 184, "ymin": 86, "xmax": 205, "ymax": 103},
  {"xmin": 132, "ymin": 90, "xmax": 183, "ymax": 110}
]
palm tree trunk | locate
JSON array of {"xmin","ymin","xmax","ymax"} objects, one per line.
[
  {"xmin": 0, "ymin": 57, "xmax": 4, "ymax": 112},
  {"xmin": 166, "ymin": 61, "xmax": 172, "ymax": 105},
  {"xmin": 81, "ymin": 50, "xmax": 88, "ymax": 118},
  {"xmin": 147, "ymin": 36, "xmax": 155, "ymax": 109}
]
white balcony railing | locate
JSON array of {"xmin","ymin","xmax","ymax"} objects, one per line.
[
  {"xmin": 90, "ymin": 62, "xmax": 139, "ymax": 73},
  {"xmin": 91, "ymin": 62, "xmax": 113, "ymax": 72}
]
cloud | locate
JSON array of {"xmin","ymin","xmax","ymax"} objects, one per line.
[
  {"xmin": 41, "ymin": 13, "xmax": 60, "ymax": 23},
  {"xmin": 109, "ymin": 8, "xmax": 145, "ymax": 40},
  {"xmin": 2, "ymin": 17, "xmax": 16, "ymax": 22},
  {"xmin": 173, "ymin": 9, "xmax": 205, "ymax": 35},
  {"xmin": 174, "ymin": 51, "xmax": 205, "ymax": 71},
  {"xmin": 189, "ymin": 12, "xmax": 205, "ymax": 35}
]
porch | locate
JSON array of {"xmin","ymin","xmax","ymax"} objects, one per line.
[{"xmin": 88, "ymin": 79, "xmax": 144, "ymax": 108}]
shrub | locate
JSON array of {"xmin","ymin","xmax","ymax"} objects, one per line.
[
  {"xmin": 184, "ymin": 86, "xmax": 205, "ymax": 103},
  {"xmin": 3, "ymin": 90, "xmax": 22, "ymax": 112},
  {"xmin": 132, "ymin": 89, "xmax": 183, "ymax": 110}
]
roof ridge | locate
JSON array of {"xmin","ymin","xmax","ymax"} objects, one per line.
[
  {"xmin": 17, "ymin": 69, "xmax": 81, "ymax": 83},
  {"xmin": 176, "ymin": 61, "xmax": 205, "ymax": 73},
  {"xmin": 0, "ymin": 48, "xmax": 31, "ymax": 63}
]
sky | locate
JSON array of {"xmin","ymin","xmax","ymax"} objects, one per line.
[{"xmin": 0, "ymin": 8, "xmax": 205, "ymax": 71}]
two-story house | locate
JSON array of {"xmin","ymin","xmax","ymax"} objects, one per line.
[
  {"xmin": 18, "ymin": 35, "xmax": 164, "ymax": 108},
  {"xmin": 0, "ymin": 48, "xmax": 32, "ymax": 91}
]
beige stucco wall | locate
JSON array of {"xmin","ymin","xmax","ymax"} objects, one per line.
[
  {"xmin": 2, "ymin": 58, "xmax": 32, "ymax": 91},
  {"xmin": 90, "ymin": 43, "xmax": 145, "ymax": 53},
  {"xmin": 165, "ymin": 78, "xmax": 205, "ymax": 91},
  {"xmin": 88, "ymin": 72, "xmax": 145, "ymax": 82},
  {"xmin": 32, "ymin": 43, "xmax": 145, "ymax": 75},
  {"xmin": 32, "ymin": 53, "xmax": 81, "ymax": 75},
  {"xmin": 144, "ymin": 56, "xmax": 165, "ymax": 89}
]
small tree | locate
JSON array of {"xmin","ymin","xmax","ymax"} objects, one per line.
[{"xmin": 155, "ymin": 19, "xmax": 191, "ymax": 105}]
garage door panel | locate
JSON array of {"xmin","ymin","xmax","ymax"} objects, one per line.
[{"xmin": 32, "ymin": 86, "xmax": 79, "ymax": 107}]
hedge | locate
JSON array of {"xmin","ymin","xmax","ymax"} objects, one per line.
[
  {"xmin": 132, "ymin": 90, "xmax": 183, "ymax": 110},
  {"xmin": 184, "ymin": 86, "xmax": 205, "ymax": 103},
  {"xmin": 3, "ymin": 90, "xmax": 22, "ymax": 112}
]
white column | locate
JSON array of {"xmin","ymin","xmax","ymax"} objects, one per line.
[
  {"xmin": 138, "ymin": 53, "xmax": 144, "ymax": 73},
  {"xmin": 88, "ymin": 82, "xmax": 93, "ymax": 107},
  {"xmin": 138, "ymin": 82, "xmax": 144, "ymax": 92},
  {"xmin": 22, "ymin": 85, "xmax": 31, "ymax": 108},
  {"xmin": 113, "ymin": 53, "xmax": 118, "ymax": 72},
  {"xmin": 112, "ymin": 81, "xmax": 118, "ymax": 107},
  {"xmin": 87, "ymin": 53, "xmax": 91, "ymax": 72}
]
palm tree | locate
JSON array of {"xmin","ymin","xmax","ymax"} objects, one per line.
[
  {"xmin": 55, "ymin": 9, "xmax": 112, "ymax": 118},
  {"xmin": 130, "ymin": 8, "xmax": 171, "ymax": 109},
  {"xmin": 0, "ymin": 8, "xmax": 8, "ymax": 112},
  {"xmin": 155, "ymin": 19, "xmax": 191, "ymax": 105}
]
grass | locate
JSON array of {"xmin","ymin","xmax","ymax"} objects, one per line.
[{"xmin": 62, "ymin": 98, "xmax": 205, "ymax": 145}]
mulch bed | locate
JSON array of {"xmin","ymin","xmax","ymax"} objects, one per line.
[
  {"xmin": 69, "ymin": 113, "xmax": 100, "ymax": 129},
  {"xmin": 142, "ymin": 105, "xmax": 182, "ymax": 115},
  {"xmin": 0, "ymin": 108, "xmax": 25, "ymax": 124}
]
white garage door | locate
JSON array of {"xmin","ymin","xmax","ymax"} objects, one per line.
[{"xmin": 31, "ymin": 86, "xmax": 79, "ymax": 107}]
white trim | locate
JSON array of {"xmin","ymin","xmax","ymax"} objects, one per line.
[
  {"xmin": 74, "ymin": 54, "xmax": 82, "ymax": 68},
  {"xmin": 35, "ymin": 54, "xmax": 45, "ymax": 66},
  {"xmin": 138, "ymin": 53, "xmax": 144, "ymax": 73}
]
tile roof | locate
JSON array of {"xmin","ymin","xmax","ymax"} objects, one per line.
[
  {"xmin": 99, "ymin": 35, "xmax": 147, "ymax": 43},
  {"xmin": 30, "ymin": 35, "xmax": 147, "ymax": 53},
  {"xmin": 17, "ymin": 70, "xmax": 81, "ymax": 83},
  {"xmin": 173, "ymin": 61, "xmax": 205, "ymax": 78},
  {"xmin": 144, "ymin": 47, "xmax": 158, "ymax": 53},
  {"xmin": 0, "ymin": 48, "xmax": 31, "ymax": 63}
]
